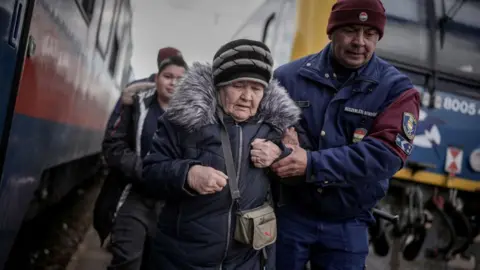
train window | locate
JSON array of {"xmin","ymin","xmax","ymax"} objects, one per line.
[
  {"xmin": 76, "ymin": 0, "xmax": 96, "ymax": 22},
  {"xmin": 376, "ymin": 0, "xmax": 429, "ymax": 68},
  {"xmin": 398, "ymin": 68, "xmax": 428, "ymax": 87},
  {"xmin": 112, "ymin": 0, "xmax": 133, "ymax": 85},
  {"xmin": 115, "ymin": 28, "xmax": 132, "ymax": 86},
  {"xmin": 109, "ymin": 35, "xmax": 119, "ymax": 76},
  {"xmin": 435, "ymin": 0, "xmax": 480, "ymax": 79},
  {"xmin": 96, "ymin": 0, "xmax": 117, "ymax": 58},
  {"xmin": 116, "ymin": 0, "xmax": 132, "ymax": 39}
]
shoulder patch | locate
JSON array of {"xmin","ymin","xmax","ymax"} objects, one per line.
[
  {"xmin": 395, "ymin": 134, "xmax": 413, "ymax": 155},
  {"xmin": 402, "ymin": 112, "xmax": 417, "ymax": 140}
]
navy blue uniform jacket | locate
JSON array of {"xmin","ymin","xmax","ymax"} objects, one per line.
[{"xmin": 274, "ymin": 43, "xmax": 420, "ymax": 221}]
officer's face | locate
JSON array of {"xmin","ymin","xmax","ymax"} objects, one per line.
[
  {"xmin": 156, "ymin": 65, "xmax": 186, "ymax": 102},
  {"xmin": 331, "ymin": 25, "xmax": 379, "ymax": 69},
  {"xmin": 219, "ymin": 80, "xmax": 265, "ymax": 122}
]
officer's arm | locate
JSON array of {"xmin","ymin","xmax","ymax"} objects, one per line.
[{"xmin": 307, "ymin": 88, "xmax": 420, "ymax": 187}]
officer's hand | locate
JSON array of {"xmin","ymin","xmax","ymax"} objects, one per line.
[
  {"xmin": 282, "ymin": 127, "xmax": 299, "ymax": 146},
  {"xmin": 250, "ymin": 139, "xmax": 281, "ymax": 168},
  {"xmin": 187, "ymin": 165, "xmax": 227, "ymax": 195},
  {"xmin": 271, "ymin": 145, "xmax": 307, "ymax": 178}
]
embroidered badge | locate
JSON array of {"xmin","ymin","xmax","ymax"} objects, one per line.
[
  {"xmin": 396, "ymin": 134, "xmax": 413, "ymax": 155},
  {"xmin": 353, "ymin": 128, "xmax": 367, "ymax": 143},
  {"xmin": 344, "ymin": 107, "xmax": 378, "ymax": 117},
  {"xmin": 402, "ymin": 112, "xmax": 417, "ymax": 140},
  {"xmin": 359, "ymin": 12, "xmax": 368, "ymax": 22}
]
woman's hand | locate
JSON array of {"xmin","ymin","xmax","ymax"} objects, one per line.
[
  {"xmin": 250, "ymin": 139, "xmax": 281, "ymax": 168},
  {"xmin": 187, "ymin": 165, "xmax": 227, "ymax": 195}
]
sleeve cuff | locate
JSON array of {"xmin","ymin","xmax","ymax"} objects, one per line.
[
  {"xmin": 305, "ymin": 150, "xmax": 348, "ymax": 188},
  {"xmin": 181, "ymin": 162, "xmax": 202, "ymax": 196},
  {"xmin": 273, "ymin": 142, "xmax": 292, "ymax": 163},
  {"xmin": 182, "ymin": 181, "xmax": 198, "ymax": 196}
]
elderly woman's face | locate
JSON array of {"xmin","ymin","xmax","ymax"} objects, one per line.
[{"xmin": 219, "ymin": 80, "xmax": 265, "ymax": 122}]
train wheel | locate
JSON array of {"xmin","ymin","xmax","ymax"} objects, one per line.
[
  {"xmin": 369, "ymin": 216, "xmax": 390, "ymax": 257},
  {"xmin": 402, "ymin": 224, "xmax": 427, "ymax": 261},
  {"xmin": 424, "ymin": 195, "xmax": 457, "ymax": 260}
]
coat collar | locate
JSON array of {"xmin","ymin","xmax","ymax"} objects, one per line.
[
  {"xmin": 298, "ymin": 42, "xmax": 381, "ymax": 86},
  {"xmin": 165, "ymin": 62, "xmax": 301, "ymax": 133}
]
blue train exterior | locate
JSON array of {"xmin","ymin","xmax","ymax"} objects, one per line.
[
  {"xmin": 0, "ymin": 0, "xmax": 133, "ymax": 268},
  {"xmin": 399, "ymin": 86, "xmax": 480, "ymax": 191},
  {"xmin": 367, "ymin": 0, "xmax": 480, "ymax": 193}
]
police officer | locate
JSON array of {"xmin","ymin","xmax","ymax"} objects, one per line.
[{"xmin": 269, "ymin": 0, "xmax": 420, "ymax": 269}]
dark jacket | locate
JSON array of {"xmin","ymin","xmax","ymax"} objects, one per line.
[
  {"xmin": 273, "ymin": 43, "xmax": 420, "ymax": 222},
  {"xmin": 142, "ymin": 63, "xmax": 300, "ymax": 269},
  {"xmin": 93, "ymin": 77, "xmax": 160, "ymax": 244}
]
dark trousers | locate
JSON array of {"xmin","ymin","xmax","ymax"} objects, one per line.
[
  {"xmin": 147, "ymin": 242, "xmax": 275, "ymax": 270},
  {"xmin": 276, "ymin": 205, "xmax": 368, "ymax": 270},
  {"xmin": 108, "ymin": 190, "xmax": 162, "ymax": 270}
]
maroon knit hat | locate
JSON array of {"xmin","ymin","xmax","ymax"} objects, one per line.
[
  {"xmin": 327, "ymin": 0, "xmax": 387, "ymax": 39},
  {"xmin": 157, "ymin": 47, "xmax": 187, "ymax": 72}
]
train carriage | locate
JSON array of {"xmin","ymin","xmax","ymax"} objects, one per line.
[{"xmin": 0, "ymin": 0, "xmax": 133, "ymax": 269}]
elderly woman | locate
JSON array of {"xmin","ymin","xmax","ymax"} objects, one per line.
[{"xmin": 142, "ymin": 39, "xmax": 300, "ymax": 269}]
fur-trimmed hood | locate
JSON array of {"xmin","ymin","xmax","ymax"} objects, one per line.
[
  {"xmin": 165, "ymin": 62, "xmax": 300, "ymax": 132},
  {"xmin": 121, "ymin": 81, "xmax": 156, "ymax": 105}
]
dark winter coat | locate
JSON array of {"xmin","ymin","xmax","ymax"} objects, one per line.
[
  {"xmin": 142, "ymin": 62, "xmax": 300, "ymax": 269},
  {"xmin": 93, "ymin": 77, "xmax": 161, "ymax": 244}
]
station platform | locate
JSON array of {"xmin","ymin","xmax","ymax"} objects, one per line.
[{"xmin": 66, "ymin": 225, "xmax": 479, "ymax": 270}]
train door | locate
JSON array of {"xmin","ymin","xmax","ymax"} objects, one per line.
[
  {"xmin": 231, "ymin": 0, "xmax": 291, "ymax": 68},
  {"xmin": 0, "ymin": 0, "xmax": 29, "ymax": 175},
  {"xmin": 231, "ymin": 0, "xmax": 336, "ymax": 68}
]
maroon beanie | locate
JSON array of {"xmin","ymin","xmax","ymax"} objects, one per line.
[
  {"xmin": 157, "ymin": 47, "xmax": 187, "ymax": 72},
  {"xmin": 327, "ymin": 0, "xmax": 387, "ymax": 39}
]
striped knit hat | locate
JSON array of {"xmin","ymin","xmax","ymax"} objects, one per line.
[{"xmin": 212, "ymin": 39, "xmax": 273, "ymax": 88}]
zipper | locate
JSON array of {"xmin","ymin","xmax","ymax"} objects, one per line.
[
  {"xmin": 235, "ymin": 123, "xmax": 243, "ymax": 187},
  {"xmin": 219, "ymin": 123, "xmax": 243, "ymax": 269},
  {"xmin": 219, "ymin": 202, "xmax": 233, "ymax": 269}
]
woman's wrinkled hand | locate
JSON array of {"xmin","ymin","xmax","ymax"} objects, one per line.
[
  {"xmin": 250, "ymin": 139, "xmax": 281, "ymax": 168},
  {"xmin": 187, "ymin": 165, "xmax": 227, "ymax": 195}
]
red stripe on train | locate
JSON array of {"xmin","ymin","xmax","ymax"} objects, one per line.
[
  {"xmin": 13, "ymin": 4, "xmax": 117, "ymax": 131},
  {"xmin": 15, "ymin": 60, "xmax": 111, "ymax": 131}
]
